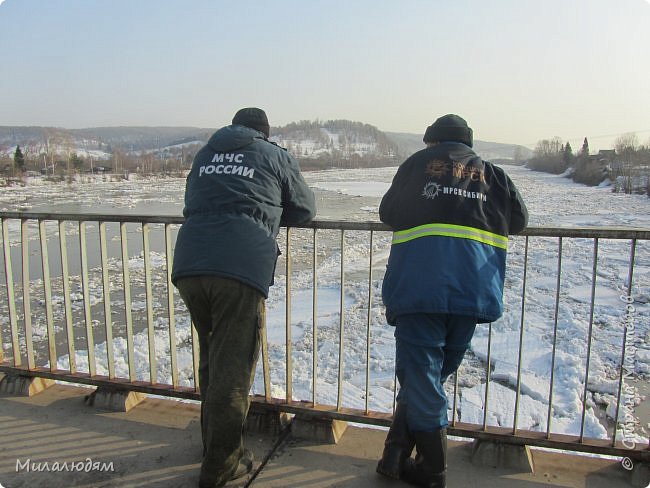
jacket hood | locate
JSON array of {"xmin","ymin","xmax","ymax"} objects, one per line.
[
  {"xmin": 436, "ymin": 141, "xmax": 476, "ymax": 159},
  {"xmin": 207, "ymin": 125, "xmax": 266, "ymax": 153}
]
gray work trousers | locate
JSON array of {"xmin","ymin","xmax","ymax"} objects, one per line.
[{"xmin": 175, "ymin": 276, "xmax": 264, "ymax": 487}]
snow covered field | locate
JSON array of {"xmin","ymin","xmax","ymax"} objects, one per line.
[{"xmin": 0, "ymin": 164, "xmax": 648, "ymax": 447}]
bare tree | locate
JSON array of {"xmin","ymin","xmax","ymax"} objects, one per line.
[
  {"xmin": 614, "ymin": 133, "xmax": 638, "ymax": 160},
  {"xmin": 529, "ymin": 137, "xmax": 566, "ymax": 173}
]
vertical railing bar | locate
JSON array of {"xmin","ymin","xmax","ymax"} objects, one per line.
[
  {"xmin": 21, "ymin": 219, "xmax": 35, "ymax": 369},
  {"xmin": 612, "ymin": 238, "xmax": 637, "ymax": 447},
  {"xmin": 191, "ymin": 322, "xmax": 200, "ymax": 392},
  {"xmin": 0, "ymin": 219, "xmax": 3, "ymax": 364},
  {"xmin": 392, "ymin": 371, "xmax": 397, "ymax": 414},
  {"xmin": 451, "ymin": 371, "xmax": 459, "ymax": 427},
  {"xmin": 99, "ymin": 221, "xmax": 115, "ymax": 379},
  {"xmin": 142, "ymin": 223, "xmax": 156, "ymax": 384},
  {"xmin": 337, "ymin": 229, "xmax": 345, "ymax": 411},
  {"xmin": 39, "ymin": 220, "xmax": 57, "ymax": 371},
  {"xmin": 79, "ymin": 222, "xmax": 96, "ymax": 376},
  {"xmin": 59, "ymin": 221, "xmax": 76, "ymax": 374},
  {"xmin": 261, "ymin": 305, "xmax": 271, "ymax": 402},
  {"xmin": 546, "ymin": 237, "xmax": 563, "ymax": 438},
  {"xmin": 120, "ymin": 222, "xmax": 136, "ymax": 382},
  {"xmin": 312, "ymin": 228, "xmax": 318, "ymax": 407},
  {"xmin": 165, "ymin": 224, "xmax": 179, "ymax": 388},
  {"xmin": 0, "ymin": 220, "xmax": 4, "ymax": 364},
  {"xmin": 2, "ymin": 218, "xmax": 21, "ymax": 366},
  {"xmin": 580, "ymin": 238, "xmax": 599, "ymax": 442},
  {"xmin": 364, "ymin": 231, "xmax": 374, "ymax": 415},
  {"xmin": 482, "ymin": 322, "xmax": 493, "ymax": 430},
  {"xmin": 513, "ymin": 235, "xmax": 530, "ymax": 434},
  {"xmin": 285, "ymin": 227, "xmax": 293, "ymax": 403}
]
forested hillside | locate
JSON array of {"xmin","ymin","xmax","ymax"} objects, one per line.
[{"xmin": 1, "ymin": 121, "xmax": 531, "ymax": 176}]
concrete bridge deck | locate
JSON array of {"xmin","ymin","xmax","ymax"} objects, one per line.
[{"xmin": 0, "ymin": 379, "xmax": 641, "ymax": 488}]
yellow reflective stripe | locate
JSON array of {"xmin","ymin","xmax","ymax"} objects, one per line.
[{"xmin": 392, "ymin": 223, "xmax": 508, "ymax": 249}]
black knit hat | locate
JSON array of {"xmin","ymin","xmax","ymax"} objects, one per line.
[
  {"xmin": 423, "ymin": 114, "xmax": 473, "ymax": 147},
  {"xmin": 232, "ymin": 107, "xmax": 270, "ymax": 138}
]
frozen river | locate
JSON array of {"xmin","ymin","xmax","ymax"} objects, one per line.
[
  {"xmin": 4, "ymin": 164, "xmax": 650, "ymax": 227},
  {"xmin": 0, "ymin": 164, "xmax": 649, "ymax": 447}
]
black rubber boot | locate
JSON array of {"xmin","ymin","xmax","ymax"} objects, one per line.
[
  {"xmin": 401, "ymin": 428, "xmax": 447, "ymax": 488},
  {"xmin": 376, "ymin": 403, "xmax": 416, "ymax": 479}
]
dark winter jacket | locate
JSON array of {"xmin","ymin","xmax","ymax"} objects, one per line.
[
  {"xmin": 171, "ymin": 125, "xmax": 316, "ymax": 297},
  {"xmin": 380, "ymin": 142, "xmax": 528, "ymax": 323}
]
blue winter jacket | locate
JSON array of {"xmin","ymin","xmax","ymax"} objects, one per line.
[
  {"xmin": 380, "ymin": 142, "xmax": 528, "ymax": 324},
  {"xmin": 171, "ymin": 125, "xmax": 316, "ymax": 297}
]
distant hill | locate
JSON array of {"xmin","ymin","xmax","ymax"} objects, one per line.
[
  {"xmin": 386, "ymin": 131, "xmax": 533, "ymax": 162},
  {"xmin": 0, "ymin": 126, "xmax": 210, "ymax": 152},
  {"xmin": 0, "ymin": 122, "xmax": 532, "ymax": 173},
  {"xmin": 269, "ymin": 120, "xmax": 399, "ymax": 169},
  {"xmin": 74, "ymin": 126, "xmax": 213, "ymax": 151}
]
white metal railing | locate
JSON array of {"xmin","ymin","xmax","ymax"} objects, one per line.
[{"xmin": 0, "ymin": 212, "xmax": 648, "ymax": 462}]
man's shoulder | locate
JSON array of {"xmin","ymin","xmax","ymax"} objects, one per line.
[
  {"xmin": 250, "ymin": 138, "xmax": 291, "ymax": 157},
  {"xmin": 397, "ymin": 148, "xmax": 433, "ymax": 170},
  {"xmin": 483, "ymin": 160, "xmax": 510, "ymax": 179},
  {"xmin": 264, "ymin": 139, "xmax": 289, "ymax": 151},
  {"xmin": 406, "ymin": 147, "xmax": 434, "ymax": 160}
]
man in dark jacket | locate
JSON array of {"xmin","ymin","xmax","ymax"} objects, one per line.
[
  {"xmin": 376, "ymin": 114, "xmax": 528, "ymax": 488},
  {"xmin": 172, "ymin": 108, "xmax": 316, "ymax": 488}
]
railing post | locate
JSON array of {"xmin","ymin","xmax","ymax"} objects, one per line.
[
  {"xmin": 513, "ymin": 235, "xmax": 529, "ymax": 434},
  {"xmin": 579, "ymin": 238, "xmax": 599, "ymax": 442},
  {"xmin": 142, "ymin": 222, "xmax": 156, "ymax": 384},
  {"xmin": 337, "ymin": 229, "xmax": 345, "ymax": 411},
  {"xmin": 99, "ymin": 221, "xmax": 115, "ymax": 379},
  {"xmin": 546, "ymin": 237, "xmax": 563, "ymax": 437},
  {"xmin": 59, "ymin": 220, "xmax": 76, "ymax": 373},
  {"xmin": 21, "ymin": 218, "xmax": 35, "ymax": 369},
  {"xmin": 1, "ymin": 218, "xmax": 20, "ymax": 366},
  {"xmin": 483, "ymin": 322, "xmax": 493, "ymax": 430},
  {"xmin": 312, "ymin": 228, "xmax": 318, "ymax": 407},
  {"xmin": 612, "ymin": 238, "xmax": 638, "ymax": 447},
  {"xmin": 39, "ymin": 219, "xmax": 57, "ymax": 371},
  {"xmin": 165, "ymin": 223, "xmax": 178, "ymax": 388},
  {"xmin": 364, "ymin": 230, "xmax": 373, "ymax": 415},
  {"xmin": 120, "ymin": 222, "xmax": 136, "ymax": 382},
  {"xmin": 285, "ymin": 227, "xmax": 292, "ymax": 403},
  {"xmin": 0, "ymin": 221, "xmax": 2, "ymax": 363},
  {"xmin": 79, "ymin": 221, "xmax": 96, "ymax": 377},
  {"xmin": 261, "ymin": 303, "xmax": 271, "ymax": 402},
  {"xmin": 191, "ymin": 323, "xmax": 200, "ymax": 393}
]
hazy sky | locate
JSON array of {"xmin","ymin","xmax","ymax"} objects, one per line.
[{"xmin": 1, "ymin": 0, "xmax": 649, "ymax": 150}]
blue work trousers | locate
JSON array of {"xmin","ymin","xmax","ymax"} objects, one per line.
[{"xmin": 394, "ymin": 313, "xmax": 477, "ymax": 432}]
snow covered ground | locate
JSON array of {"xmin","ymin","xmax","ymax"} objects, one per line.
[{"xmin": 0, "ymin": 164, "xmax": 648, "ymax": 447}]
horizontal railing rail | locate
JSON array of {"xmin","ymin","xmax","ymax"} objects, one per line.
[
  {"xmin": 1, "ymin": 211, "xmax": 650, "ymax": 238},
  {"xmin": 0, "ymin": 211, "xmax": 648, "ymax": 462}
]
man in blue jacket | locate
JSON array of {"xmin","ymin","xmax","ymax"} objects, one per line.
[
  {"xmin": 376, "ymin": 114, "xmax": 528, "ymax": 488},
  {"xmin": 172, "ymin": 107, "xmax": 316, "ymax": 488}
]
